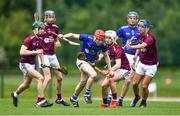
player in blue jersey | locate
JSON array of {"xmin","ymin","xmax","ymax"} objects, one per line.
[
  {"xmin": 107, "ymin": 11, "xmax": 140, "ymax": 107},
  {"xmin": 63, "ymin": 29, "xmax": 113, "ymax": 107}
]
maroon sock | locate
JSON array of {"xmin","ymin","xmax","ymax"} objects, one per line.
[
  {"xmin": 135, "ymin": 94, "xmax": 140, "ymax": 98},
  {"xmin": 57, "ymin": 94, "xmax": 62, "ymax": 100},
  {"xmin": 112, "ymin": 93, "xmax": 117, "ymax": 100},
  {"xmin": 103, "ymin": 98, "xmax": 107, "ymax": 104},
  {"xmin": 37, "ymin": 97, "xmax": 45, "ymax": 103},
  {"xmin": 141, "ymin": 99, "xmax": 146, "ymax": 104}
]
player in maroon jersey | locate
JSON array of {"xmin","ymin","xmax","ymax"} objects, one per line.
[
  {"xmin": 11, "ymin": 21, "xmax": 53, "ymax": 107},
  {"xmin": 98, "ymin": 30, "xmax": 131, "ymax": 108},
  {"xmin": 41, "ymin": 10, "xmax": 70, "ymax": 106},
  {"xmin": 126, "ymin": 19, "xmax": 158, "ymax": 108}
]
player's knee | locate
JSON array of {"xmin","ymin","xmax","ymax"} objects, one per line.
[
  {"xmin": 80, "ymin": 80, "xmax": 87, "ymax": 87},
  {"xmin": 90, "ymin": 72, "xmax": 97, "ymax": 80},
  {"xmin": 126, "ymin": 79, "xmax": 131, "ymax": 85},
  {"xmin": 142, "ymin": 84, "xmax": 148, "ymax": 90},
  {"xmin": 37, "ymin": 76, "xmax": 44, "ymax": 83},
  {"xmin": 44, "ymin": 76, "xmax": 51, "ymax": 82},
  {"xmin": 132, "ymin": 81, "xmax": 138, "ymax": 87},
  {"xmin": 80, "ymin": 82, "xmax": 86, "ymax": 88},
  {"xmin": 57, "ymin": 76, "xmax": 63, "ymax": 81}
]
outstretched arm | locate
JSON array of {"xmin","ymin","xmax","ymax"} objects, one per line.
[
  {"xmin": 103, "ymin": 51, "xmax": 112, "ymax": 70},
  {"xmin": 20, "ymin": 45, "xmax": 43, "ymax": 55},
  {"xmin": 63, "ymin": 33, "xmax": 80, "ymax": 39},
  {"xmin": 54, "ymin": 38, "xmax": 61, "ymax": 48},
  {"xmin": 111, "ymin": 59, "xmax": 121, "ymax": 71},
  {"xmin": 126, "ymin": 42, "xmax": 147, "ymax": 49},
  {"xmin": 133, "ymin": 49, "xmax": 140, "ymax": 61}
]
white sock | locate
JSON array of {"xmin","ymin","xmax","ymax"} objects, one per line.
[{"xmin": 14, "ymin": 92, "xmax": 18, "ymax": 97}]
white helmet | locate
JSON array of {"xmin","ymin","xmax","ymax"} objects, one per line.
[{"xmin": 105, "ymin": 30, "xmax": 117, "ymax": 41}]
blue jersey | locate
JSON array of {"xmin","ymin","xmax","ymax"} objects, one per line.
[
  {"xmin": 79, "ymin": 34, "xmax": 108, "ymax": 63},
  {"xmin": 116, "ymin": 25, "xmax": 139, "ymax": 55}
]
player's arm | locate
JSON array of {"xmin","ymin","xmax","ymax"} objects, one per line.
[
  {"xmin": 102, "ymin": 51, "xmax": 112, "ymax": 70},
  {"xmin": 54, "ymin": 38, "xmax": 61, "ymax": 48},
  {"xmin": 63, "ymin": 33, "xmax": 80, "ymax": 39},
  {"xmin": 133, "ymin": 49, "xmax": 140, "ymax": 61},
  {"xmin": 20, "ymin": 45, "xmax": 43, "ymax": 55},
  {"xmin": 38, "ymin": 53, "xmax": 44, "ymax": 65},
  {"xmin": 126, "ymin": 42, "xmax": 147, "ymax": 49},
  {"xmin": 111, "ymin": 59, "xmax": 121, "ymax": 71},
  {"xmin": 103, "ymin": 51, "xmax": 115, "ymax": 76},
  {"xmin": 97, "ymin": 53, "xmax": 104, "ymax": 61}
]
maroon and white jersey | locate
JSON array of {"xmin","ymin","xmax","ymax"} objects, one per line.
[
  {"xmin": 138, "ymin": 32, "xmax": 158, "ymax": 65},
  {"xmin": 20, "ymin": 35, "xmax": 43, "ymax": 64},
  {"xmin": 43, "ymin": 24, "xmax": 59, "ymax": 55},
  {"xmin": 108, "ymin": 43, "xmax": 131, "ymax": 71}
]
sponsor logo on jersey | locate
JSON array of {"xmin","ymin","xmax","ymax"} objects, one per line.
[
  {"xmin": 85, "ymin": 48, "xmax": 89, "ymax": 53},
  {"xmin": 44, "ymin": 37, "xmax": 54, "ymax": 43}
]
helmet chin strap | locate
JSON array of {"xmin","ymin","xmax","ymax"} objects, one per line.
[
  {"xmin": 141, "ymin": 27, "xmax": 149, "ymax": 35},
  {"xmin": 107, "ymin": 40, "xmax": 115, "ymax": 46},
  {"xmin": 33, "ymin": 29, "xmax": 38, "ymax": 37},
  {"xmin": 33, "ymin": 28, "xmax": 43, "ymax": 37},
  {"xmin": 145, "ymin": 27, "xmax": 149, "ymax": 34}
]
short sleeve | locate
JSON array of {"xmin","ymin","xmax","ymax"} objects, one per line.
[
  {"xmin": 116, "ymin": 27, "xmax": 123, "ymax": 38},
  {"xmin": 23, "ymin": 37, "xmax": 31, "ymax": 48},
  {"xmin": 102, "ymin": 43, "xmax": 108, "ymax": 52},
  {"xmin": 79, "ymin": 34, "xmax": 92, "ymax": 42},
  {"xmin": 144, "ymin": 34, "xmax": 154, "ymax": 46}
]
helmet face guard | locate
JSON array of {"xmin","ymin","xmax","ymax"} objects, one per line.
[
  {"xmin": 105, "ymin": 30, "xmax": 117, "ymax": 41},
  {"xmin": 32, "ymin": 21, "xmax": 44, "ymax": 36},
  {"xmin": 32, "ymin": 21, "xmax": 44, "ymax": 30},
  {"xmin": 44, "ymin": 10, "xmax": 55, "ymax": 18},
  {"xmin": 95, "ymin": 29, "xmax": 105, "ymax": 40},
  {"xmin": 127, "ymin": 11, "xmax": 139, "ymax": 26},
  {"xmin": 44, "ymin": 10, "xmax": 56, "ymax": 24},
  {"xmin": 138, "ymin": 19, "xmax": 152, "ymax": 28},
  {"xmin": 138, "ymin": 19, "xmax": 152, "ymax": 34},
  {"xmin": 127, "ymin": 11, "xmax": 139, "ymax": 19}
]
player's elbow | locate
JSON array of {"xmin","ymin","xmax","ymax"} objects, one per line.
[
  {"xmin": 20, "ymin": 50, "xmax": 26, "ymax": 55},
  {"xmin": 55, "ymin": 42, "xmax": 61, "ymax": 48}
]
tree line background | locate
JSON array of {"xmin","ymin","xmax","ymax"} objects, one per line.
[{"xmin": 0, "ymin": 0, "xmax": 180, "ymax": 69}]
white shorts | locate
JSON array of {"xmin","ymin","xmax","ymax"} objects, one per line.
[
  {"xmin": 76, "ymin": 58, "xmax": 88, "ymax": 70},
  {"xmin": 115, "ymin": 69, "xmax": 131, "ymax": 80},
  {"xmin": 136, "ymin": 61, "xmax": 157, "ymax": 77},
  {"xmin": 44, "ymin": 54, "xmax": 60, "ymax": 67},
  {"xmin": 125, "ymin": 53, "xmax": 139, "ymax": 70},
  {"xmin": 19, "ymin": 63, "xmax": 35, "ymax": 76}
]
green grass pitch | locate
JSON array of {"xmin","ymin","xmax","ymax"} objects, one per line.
[
  {"xmin": 0, "ymin": 68, "xmax": 180, "ymax": 115},
  {"xmin": 0, "ymin": 99, "xmax": 180, "ymax": 115}
]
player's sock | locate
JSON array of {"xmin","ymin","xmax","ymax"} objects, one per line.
[
  {"xmin": 107, "ymin": 94, "xmax": 112, "ymax": 105},
  {"xmin": 135, "ymin": 94, "xmax": 140, "ymax": 98},
  {"xmin": 107, "ymin": 94, "xmax": 112, "ymax": 101},
  {"xmin": 139, "ymin": 99, "xmax": 147, "ymax": 108},
  {"xmin": 71, "ymin": 94, "xmax": 78, "ymax": 101},
  {"xmin": 141, "ymin": 99, "xmax": 146, "ymax": 104},
  {"xmin": 84, "ymin": 89, "xmax": 90, "ymax": 96},
  {"xmin": 112, "ymin": 93, "xmax": 117, "ymax": 100},
  {"xmin": 13, "ymin": 91, "xmax": 18, "ymax": 98},
  {"xmin": 118, "ymin": 96, "xmax": 124, "ymax": 101},
  {"xmin": 118, "ymin": 96, "xmax": 124, "ymax": 106},
  {"xmin": 57, "ymin": 94, "xmax": 62, "ymax": 100},
  {"xmin": 103, "ymin": 98, "xmax": 108, "ymax": 105},
  {"xmin": 37, "ymin": 97, "xmax": 45, "ymax": 103}
]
